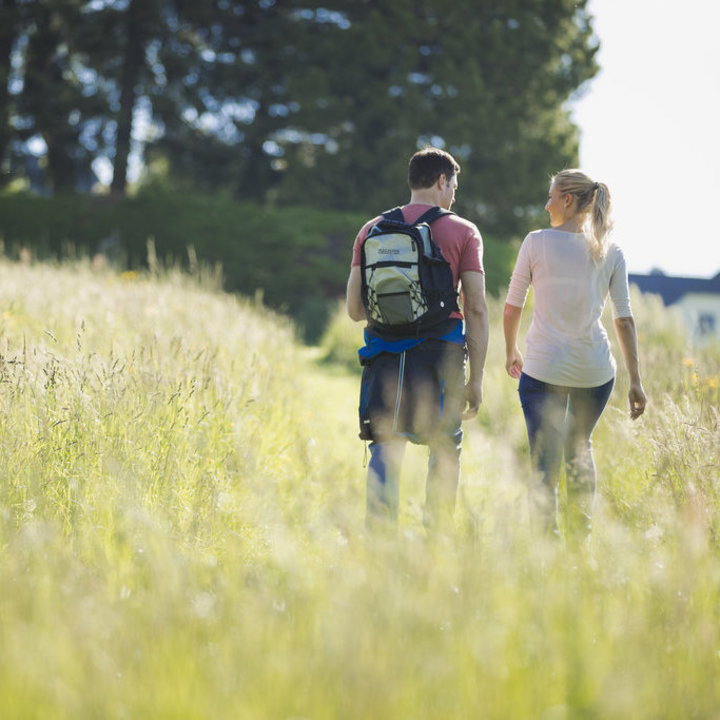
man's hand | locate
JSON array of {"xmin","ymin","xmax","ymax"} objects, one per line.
[{"xmin": 462, "ymin": 379, "xmax": 483, "ymax": 420}]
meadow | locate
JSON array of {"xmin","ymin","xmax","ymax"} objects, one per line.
[{"xmin": 0, "ymin": 256, "xmax": 718, "ymax": 719}]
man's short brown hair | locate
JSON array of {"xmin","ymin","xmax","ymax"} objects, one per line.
[{"xmin": 408, "ymin": 147, "xmax": 460, "ymax": 190}]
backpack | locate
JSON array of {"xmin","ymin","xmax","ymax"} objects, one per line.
[{"xmin": 360, "ymin": 206, "xmax": 459, "ymax": 336}]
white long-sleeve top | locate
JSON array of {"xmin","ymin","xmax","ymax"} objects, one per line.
[{"xmin": 505, "ymin": 228, "xmax": 632, "ymax": 387}]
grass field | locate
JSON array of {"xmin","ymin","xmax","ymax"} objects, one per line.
[{"xmin": 0, "ymin": 257, "xmax": 718, "ymax": 719}]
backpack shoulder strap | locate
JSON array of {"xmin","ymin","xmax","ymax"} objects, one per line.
[
  {"xmin": 381, "ymin": 206, "xmax": 405, "ymax": 222},
  {"xmin": 415, "ymin": 206, "xmax": 455, "ymax": 226},
  {"xmin": 378, "ymin": 205, "xmax": 454, "ymax": 227}
]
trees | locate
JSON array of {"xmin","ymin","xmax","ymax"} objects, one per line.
[
  {"xmin": 0, "ymin": 0, "xmax": 20, "ymax": 187},
  {"xmin": 2, "ymin": 0, "xmax": 112, "ymax": 193},
  {"xmin": 1, "ymin": 0, "xmax": 598, "ymax": 239},
  {"xmin": 262, "ymin": 0, "xmax": 599, "ymax": 238}
]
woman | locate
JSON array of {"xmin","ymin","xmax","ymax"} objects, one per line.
[{"xmin": 504, "ymin": 169, "xmax": 646, "ymax": 540}]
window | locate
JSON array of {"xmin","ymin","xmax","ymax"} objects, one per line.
[{"xmin": 698, "ymin": 312, "xmax": 716, "ymax": 335}]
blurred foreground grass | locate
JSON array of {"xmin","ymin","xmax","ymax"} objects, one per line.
[{"xmin": 0, "ymin": 258, "xmax": 719, "ymax": 719}]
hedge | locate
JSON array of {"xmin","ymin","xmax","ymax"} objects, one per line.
[{"xmin": 0, "ymin": 190, "xmax": 516, "ymax": 341}]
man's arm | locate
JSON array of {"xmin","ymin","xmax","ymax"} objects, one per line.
[
  {"xmin": 460, "ymin": 270, "xmax": 489, "ymax": 419},
  {"xmin": 346, "ymin": 266, "xmax": 366, "ymax": 321}
]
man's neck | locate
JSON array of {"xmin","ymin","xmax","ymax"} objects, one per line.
[{"xmin": 409, "ymin": 190, "xmax": 441, "ymax": 207}]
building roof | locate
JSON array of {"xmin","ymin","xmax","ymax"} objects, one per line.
[{"xmin": 628, "ymin": 271, "xmax": 720, "ymax": 306}]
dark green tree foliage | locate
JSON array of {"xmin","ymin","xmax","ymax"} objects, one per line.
[
  {"xmin": 259, "ymin": 0, "xmax": 599, "ymax": 238},
  {"xmin": 1, "ymin": 0, "xmax": 598, "ymax": 240},
  {"xmin": 141, "ymin": 0, "xmax": 598, "ymax": 238},
  {"xmin": 0, "ymin": 0, "xmax": 20, "ymax": 186},
  {"xmin": 3, "ymin": 0, "xmax": 249, "ymax": 196},
  {"xmin": 144, "ymin": 0, "xmax": 308, "ymax": 201},
  {"xmin": 2, "ymin": 0, "xmax": 114, "ymax": 194},
  {"xmin": 73, "ymin": 0, "xmax": 213, "ymax": 197},
  {"xmin": 10, "ymin": 0, "xmax": 102, "ymax": 193}
]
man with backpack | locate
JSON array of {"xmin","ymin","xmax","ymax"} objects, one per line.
[{"xmin": 346, "ymin": 147, "xmax": 489, "ymax": 532}]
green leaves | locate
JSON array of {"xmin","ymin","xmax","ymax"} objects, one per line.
[{"xmin": 3, "ymin": 0, "xmax": 598, "ymax": 241}]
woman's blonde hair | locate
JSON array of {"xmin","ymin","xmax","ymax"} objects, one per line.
[{"xmin": 552, "ymin": 169, "xmax": 613, "ymax": 262}]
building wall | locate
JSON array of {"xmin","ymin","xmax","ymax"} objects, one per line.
[{"xmin": 676, "ymin": 293, "xmax": 720, "ymax": 343}]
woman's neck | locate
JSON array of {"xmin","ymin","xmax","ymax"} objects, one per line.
[{"xmin": 553, "ymin": 216, "xmax": 585, "ymax": 233}]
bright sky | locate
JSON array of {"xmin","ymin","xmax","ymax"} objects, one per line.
[{"xmin": 570, "ymin": 0, "xmax": 720, "ymax": 278}]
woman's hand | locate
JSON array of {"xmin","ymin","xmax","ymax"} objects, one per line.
[
  {"xmin": 503, "ymin": 303, "xmax": 524, "ymax": 380},
  {"xmin": 628, "ymin": 381, "xmax": 646, "ymax": 420},
  {"xmin": 614, "ymin": 316, "xmax": 646, "ymax": 420},
  {"xmin": 506, "ymin": 348, "xmax": 524, "ymax": 379}
]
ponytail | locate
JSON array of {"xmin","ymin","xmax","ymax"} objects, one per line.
[
  {"xmin": 552, "ymin": 170, "xmax": 613, "ymax": 263},
  {"xmin": 588, "ymin": 182, "xmax": 612, "ymax": 262}
]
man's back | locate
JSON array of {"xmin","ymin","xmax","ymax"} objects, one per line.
[
  {"xmin": 344, "ymin": 146, "xmax": 490, "ymax": 531},
  {"xmin": 352, "ymin": 203, "xmax": 484, "ymax": 297}
]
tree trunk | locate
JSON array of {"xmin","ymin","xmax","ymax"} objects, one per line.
[
  {"xmin": 111, "ymin": 0, "xmax": 144, "ymax": 197},
  {"xmin": 0, "ymin": 0, "xmax": 19, "ymax": 185}
]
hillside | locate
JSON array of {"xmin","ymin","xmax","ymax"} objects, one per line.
[{"xmin": 0, "ymin": 258, "xmax": 719, "ymax": 718}]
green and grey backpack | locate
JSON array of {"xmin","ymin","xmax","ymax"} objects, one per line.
[{"xmin": 360, "ymin": 206, "xmax": 459, "ymax": 337}]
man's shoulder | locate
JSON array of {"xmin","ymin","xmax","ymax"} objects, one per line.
[
  {"xmin": 433, "ymin": 211, "xmax": 481, "ymax": 244},
  {"xmin": 441, "ymin": 211, "xmax": 480, "ymax": 232},
  {"xmin": 357, "ymin": 213, "xmax": 385, "ymax": 240},
  {"xmin": 358, "ymin": 205, "xmax": 480, "ymax": 238}
]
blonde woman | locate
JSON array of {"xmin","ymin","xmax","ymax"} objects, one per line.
[{"xmin": 504, "ymin": 169, "xmax": 646, "ymax": 540}]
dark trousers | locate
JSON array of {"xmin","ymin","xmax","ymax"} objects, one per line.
[
  {"xmin": 518, "ymin": 372, "xmax": 614, "ymax": 538},
  {"xmin": 359, "ymin": 340, "xmax": 465, "ymax": 530}
]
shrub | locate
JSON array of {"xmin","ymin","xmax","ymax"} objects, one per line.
[{"xmin": 0, "ymin": 190, "xmax": 516, "ymax": 342}]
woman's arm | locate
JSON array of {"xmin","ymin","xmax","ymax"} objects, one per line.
[
  {"xmin": 613, "ymin": 315, "xmax": 647, "ymax": 419},
  {"xmin": 503, "ymin": 303, "xmax": 524, "ymax": 379},
  {"xmin": 503, "ymin": 235, "xmax": 532, "ymax": 380}
]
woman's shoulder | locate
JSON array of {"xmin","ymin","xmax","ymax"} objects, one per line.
[
  {"xmin": 522, "ymin": 228, "xmax": 545, "ymax": 242},
  {"xmin": 526, "ymin": 227, "xmax": 575, "ymax": 239},
  {"xmin": 605, "ymin": 241, "xmax": 627, "ymax": 263},
  {"xmin": 522, "ymin": 228, "xmax": 558, "ymax": 246}
]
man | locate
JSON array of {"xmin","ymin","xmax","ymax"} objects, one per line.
[{"xmin": 346, "ymin": 147, "xmax": 489, "ymax": 531}]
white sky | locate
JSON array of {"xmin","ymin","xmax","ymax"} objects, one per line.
[{"xmin": 570, "ymin": 0, "xmax": 720, "ymax": 278}]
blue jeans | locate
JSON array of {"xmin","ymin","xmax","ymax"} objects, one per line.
[
  {"xmin": 367, "ymin": 429, "xmax": 463, "ymax": 531},
  {"xmin": 518, "ymin": 372, "xmax": 614, "ymax": 537}
]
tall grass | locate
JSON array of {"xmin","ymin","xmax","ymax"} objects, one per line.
[{"xmin": 1, "ymin": 258, "xmax": 718, "ymax": 718}]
